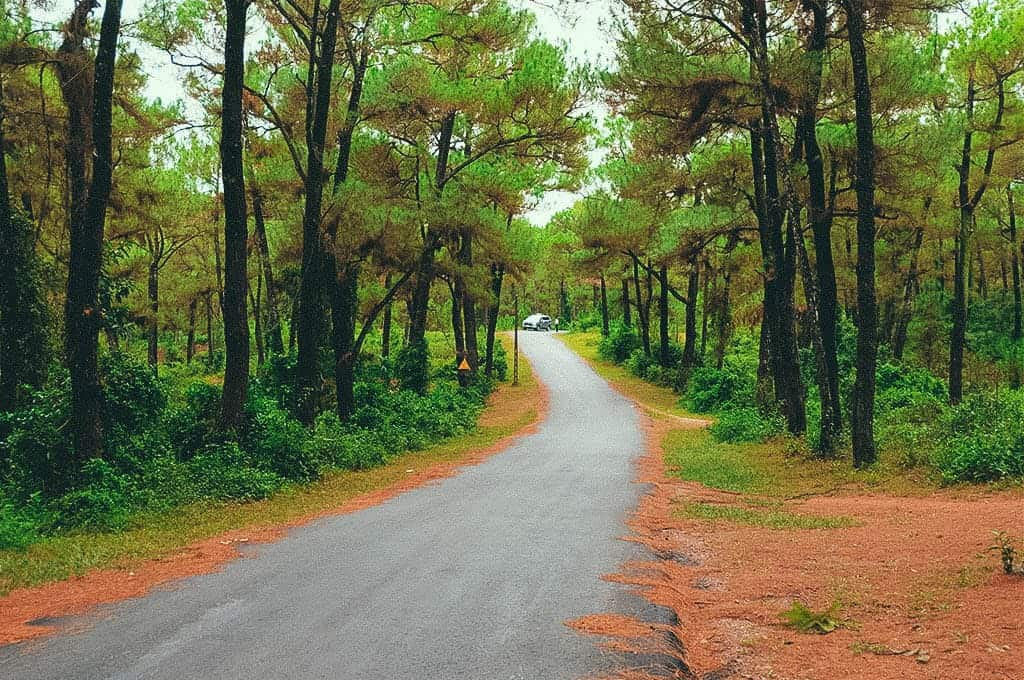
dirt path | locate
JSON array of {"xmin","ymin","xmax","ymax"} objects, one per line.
[{"xmin": 588, "ymin": 414, "xmax": 1024, "ymax": 680}]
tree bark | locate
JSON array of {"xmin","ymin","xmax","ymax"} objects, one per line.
[
  {"xmin": 799, "ymin": 0, "xmax": 842, "ymax": 452},
  {"xmin": 844, "ymin": 0, "xmax": 878, "ymax": 466},
  {"xmin": 220, "ymin": 0, "xmax": 250, "ymax": 430},
  {"xmin": 382, "ymin": 272, "xmax": 393, "ymax": 359},
  {"xmin": 599, "ymin": 272, "xmax": 610, "ymax": 335},
  {"xmin": 632, "ymin": 256, "xmax": 650, "ymax": 354},
  {"xmin": 658, "ymin": 266, "xmax": 670, "ymax": 365},
  {"xmin": 147, "ymin": 260, "xmax": 159, "ymax": 371},
  {"xmin": 621, "ymin": 277, "xmax": 631, "ymax": 326},
  {"xmin": 62, "ymin": 0, "xmax": 123, "ymax": 466},
  {"xmin": 404, "ymin": 110, "xmax": 456, "ymax": 393},
  {"xmin": 295, "ymin": 0, "xmax": 343, "ymax": 423},
  {"xmin": 484, "ymin": 263, "xmax": 503, "ymax": 376},
  {"xmin": 679, "ymin": 258, "xmax": 699, "ymax": 387},
  {"xmin": 186, "ymin": 298, "xmax": 197, "ymax": 364},
  {"xmin": 251, "ymin": 184, "xmax": 284, "ymax": 355},
  {"xmin": 1009, "ymin": 185, "xmax": 1021, "ymax": 342},
  {"xmin": 250, "ymin": 274, "xmax": 265, "ymax": 367}
]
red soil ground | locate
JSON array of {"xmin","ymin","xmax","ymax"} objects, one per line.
[{"xmin": 579, "ymin": 414, "xmax": 1024, "ymax": 680}]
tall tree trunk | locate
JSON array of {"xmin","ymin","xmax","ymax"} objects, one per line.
[
  {"xmin": 220, "ymin": 0, "xmax": 250, "ymax": 429},
  {"xmin": 713, "ymin": 269, "xmax": 732, "ymax": 370},
  {"xmin": 250, "ymin": 275, "xmax": 265, "ymax": 367},
  {"xmin": 659, "ymin": 265, "xmax": 670, "ymax": 365},
  {"xmin": 147, "ymin": 260, "xmax": 159, "ymax": 371},
  {"xmin": 744, "ymin": 0, "xmax": 806, "ymax": 435},
  {"xmin": 621, "ymin": 277, "xmax": 631, "ymax": 326},
  {"xmin": 700, "ymin": 262, "xmax": 711, "ymax": 359},
  {"xmin": 404, "ymin": 111, "xmax": 456, "ymax": 393},
  {"xmin": 460, "ymin": 229, "xmax": 479, "ymax": 372},
  {"xmin": 799, "ymin": 0, "xmax": 842, "ymax": 452},
  {"xmin": 382, "ymin": 272, "xmax": 393, "ymax": 359},
  {"xmin": 679, "ymin": 259, "xmax": 699, "ymax": 388},
  {"xmin": 484, "ymin": 263, "xmax": 503, "ymax": 376},
  {"xmin": 206, "ymin": 291, "xmax": 215, "ymax": 361},
  {"xmin": 451, "ymin": 278, "xmax": 467, "ymax": 386},
  {"xmin": 1009, "ymin": 185, "xmax": 1021, "ymax": 342},
  {"xmin": 251, "ymin": 184, "xmax": 284, "ymax": 355},
  {"xmin": 186, "ymin": 298, "xmax": 197, "ymax": 364},
  {"xmin": 599, "ymin": 272, "xmax": 610, "ymax": 335},
  {"xmin": 893, "ymin": 226, "xmax": 924, "ymax": 361},
  {"xmin": 62, "ymin": 0, "xmax": 123, "ymax": 467},
  {"xmin": 295, "ymin": 0, "xmax": 343, "ymax": 423},
  {"xmin": 632, "ymin": 256, "xmax": 650, "ymax": 354},
  {"xmin": 976, "ymin": 239, "xmax": 987, "ymax": 299},
  {"xmin": 328, "ymin": 50, "xmax": 368, "ymax": 419},
  {"xmin": 844, "ymin": 0, "xmax": 878, "ymax": 466}
]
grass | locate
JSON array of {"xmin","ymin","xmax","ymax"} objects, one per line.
[
  {"xmin": 678, "ymin": 501, "xmax": 857, "ymax": 530},
  {"xmin": 562, "ymin": 330, "xmax": 943, "ymax": 498},
  {"xmin": 0, "ymin": 357, "xmax": 540, "ymax": 596}
]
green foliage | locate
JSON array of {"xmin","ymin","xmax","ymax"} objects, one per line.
[
  {"xmin": 396, "ymin": 339, "xmax": 430, "ymax": 394},
  {"xmin": 0, "ymin": 497, "xmax": 43, "ymax": 550},
  {"xmin": 710, "ymin": 407, "xmax": 784, "ymax": 443},
  {"xmin": 932, "ymin": 392, "xmax": 1024, "ymax": 482},
  {"xmin": 988, "ymin": 530, "xmax": 1020, "ymax": 575},
  {"xmin": 491, "ymin": 339, "xmax": 509, "ymax": 381},
  {"xmin": 781, "ymin": 600, "xmax": 844, "ymax": 634},
  {"xmin": 0, "ymin": 211, "xmax": 51, "ymax": 407},
  {"xmin": 52, "ymin": 459, "xmax": 134, "ymax": 532},
  {"xmin": 598, "ymin": 321, "xmax": 639, "ymax": 363},
  {"xmin": 188, "ymin": 443, "xmax": 283, "ymax": 501}
]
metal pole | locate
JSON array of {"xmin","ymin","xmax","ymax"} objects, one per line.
[{"xmin": 513, "ymin": 285, "xmax": 519, "ymax": 386}]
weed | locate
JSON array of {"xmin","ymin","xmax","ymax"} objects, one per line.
[
  {"xmin": 989, "ymin": 530, "xmax": 1019, "ymax": 574},
  {"xmin": 780, "ymin": 600, "xmax": 846, "ymax": 634}
]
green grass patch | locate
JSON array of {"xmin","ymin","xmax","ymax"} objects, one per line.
[{"xmin": 678, "ymin": 501, "xmax": 857, "ymax": 530}]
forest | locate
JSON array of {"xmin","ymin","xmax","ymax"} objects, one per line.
[{"xmin": 0, "ymin": 0, "xmax": 1023, "ymax": 554}]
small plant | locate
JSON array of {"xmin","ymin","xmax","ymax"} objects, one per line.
[
  {"xmin": 780, "ymin": 600, "xmax": 844, "ymax": 634},
  {"xmin": 989, "ymin": 530, "xmax": 1019, "ymax": 575}
]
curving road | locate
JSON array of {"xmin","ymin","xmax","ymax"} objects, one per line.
[{"xmin": 2, "ymin": 332, "xmax": 657, "ymax": 680}]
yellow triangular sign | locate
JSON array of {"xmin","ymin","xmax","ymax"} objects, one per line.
[{"xmin": 458, "ymin": 358, "xmax": 471, "ymax": 371}]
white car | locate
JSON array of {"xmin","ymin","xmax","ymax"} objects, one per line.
[{"xmin": 522, "ymin": 313, "xmax": 552, "ymax": 331}]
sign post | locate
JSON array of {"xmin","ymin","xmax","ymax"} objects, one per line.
[{"xmin": 513, "ymin": 285, "xmax": 519, "ymax": 386}]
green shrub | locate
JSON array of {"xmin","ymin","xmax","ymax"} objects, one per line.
[
  {"xmin": 598, "ymin": 321, "xmax": 639, "ymax": 364},
  {"xmin": 396, "ymin": 339, "xmax": 430, "ymax": 394},
  {"xmin": 0, "ymin": 497, "xmax": 43, "ymax": 550},
  {"xmin": 243, "ymin": 397, "xmax": 319, "ymax": 482},
  {"xmin": 53, "ymin": 459, "xmax": 135, "ymax": 531},
  {"xmin": 101, "ymin": 353, "xmax": 167, "ymax": 433},
  {"xmin": 685, "ymin": 365, "xmax": 755, "ymax": 413},
  {"xmin": 492, "ymin": 339, "xmax": 509, "ymax": 381},
  {"xmin": 710, "ymin": 407, "xmax": 783, "ymax": 443},
  {"xmin": 625, "ymin": 348, "xmax": 655, "ymax": 378},
  {"xmin": 932, "ymin": 392, "xmax": 1024, "ymax": 482},
  {"xmin": 188, "ymin": 442, "xmax": 283, "ymax": 501},
  {"xmin": 164, "ymin": 381, "xmax": 224, "ymax": 459}
]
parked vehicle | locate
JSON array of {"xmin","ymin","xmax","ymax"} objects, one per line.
[{"xmin": 522, "ymin": 313, "xmax": 552, "ymax": 331}]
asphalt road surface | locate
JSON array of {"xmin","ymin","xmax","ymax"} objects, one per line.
[{"xmin": 3, "ymin": 332, "xmax": 656, "ymax": 680}]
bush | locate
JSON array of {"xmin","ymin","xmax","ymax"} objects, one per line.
[
  {"xmin": 932, "ymin": 392, "xmax": 1024, "ymax": 483},
  {"xmin": 0, "ymin": 497, "xmax": 44, "ymax": 550},
  {"xmin": 625, "ymin": 348, "xmax": 656, "ymax": 379},
  {"xmin": 101, "ymin": 353, "xmax": 167, "ymax": 433},
  {"xmin": 53, "ymin": 459, "xmax": 135, "ymax": 531},
  {"xmin": 685, "ymin": 365, "xmax": 755, "ymax": 413},
  {"xmin": 396, "ymin": 339, "xmax": 430, "ymax": 394},
  {"xmin": 710, "ymin": 407, "xmax": 783, "ymax": 443},
  {"xmin": 598, "ymin": 321, "xmax": 639, "ymax": 364},
  {"xmin": 188, "ymin": 442, "xmax": 283, "ymax": 501},
  {"xmin": 243, "ymin": 396, "xmax": 319, "ymax": 482},
  {"xmin": 491, "ymin": 339, "xmax": 509, "ymax": 381}
]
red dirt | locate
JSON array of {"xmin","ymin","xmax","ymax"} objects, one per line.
[
  {"xmin": 0, "ymin": 377, "xmax": 549, "ymax": 646},
  {"xmin": 584, "ymin": 414, "xmax": 1024, "ymax": 680}
]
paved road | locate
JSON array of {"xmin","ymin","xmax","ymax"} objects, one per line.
[{"xmin": 2, "ymin": 332, "xmax": 653, "ymax": 680}]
